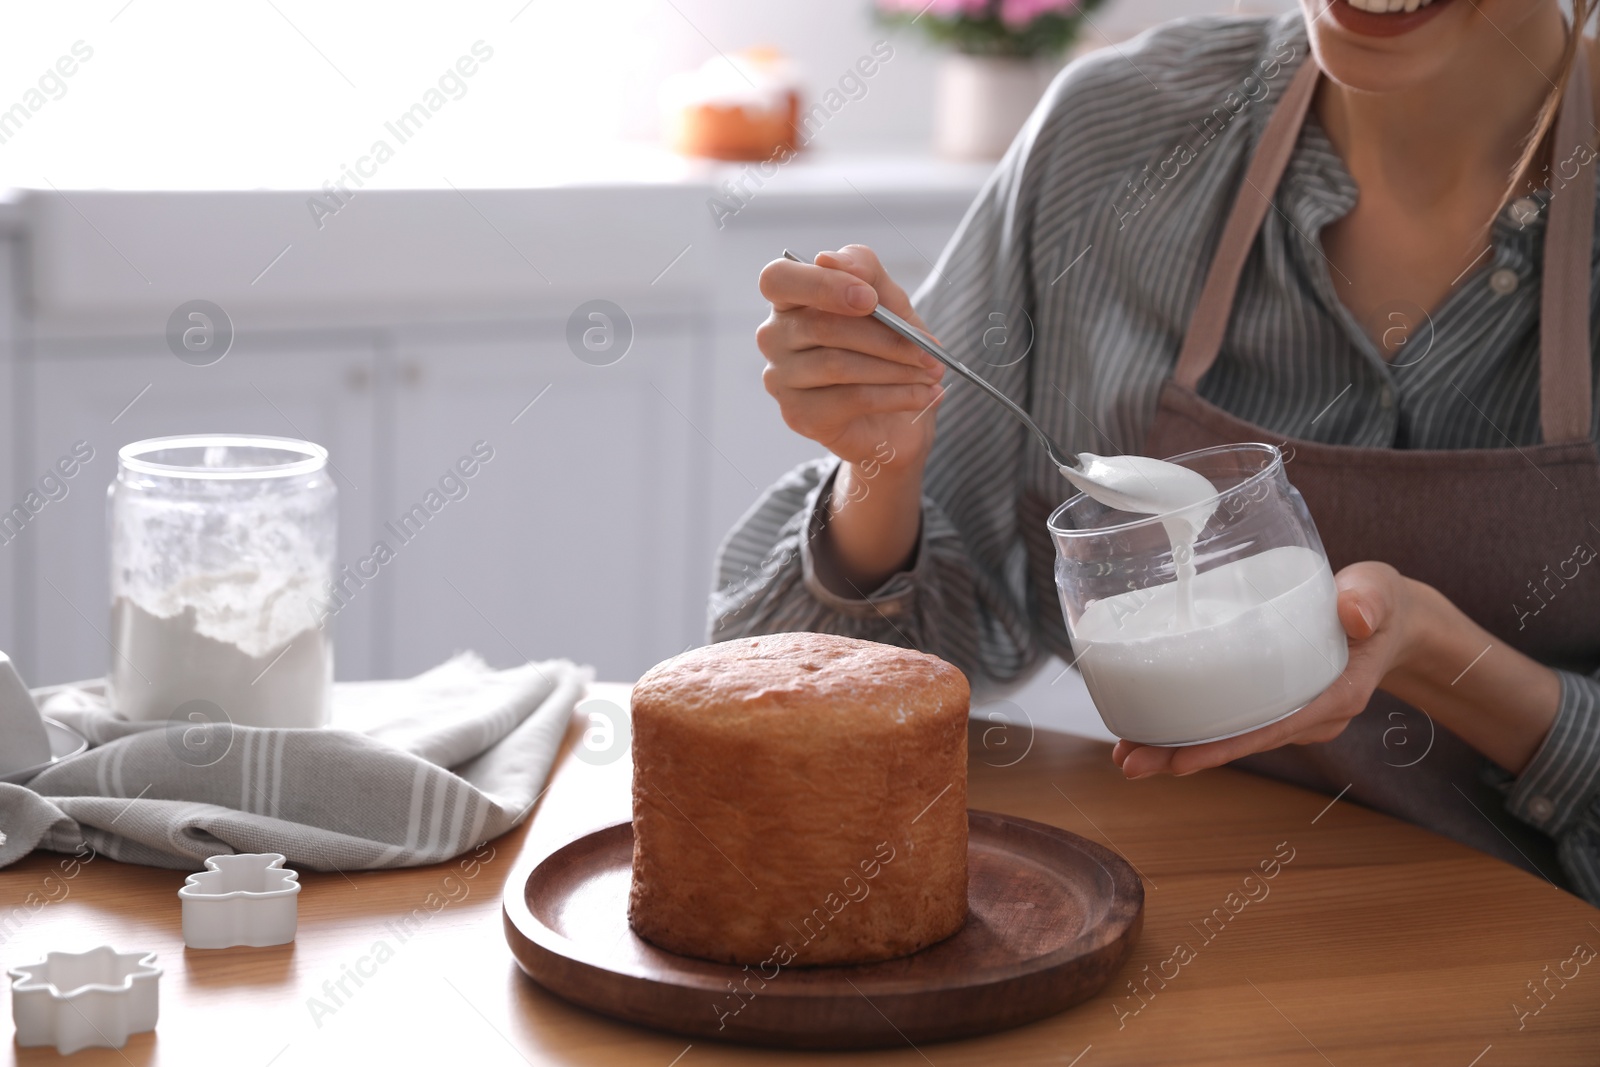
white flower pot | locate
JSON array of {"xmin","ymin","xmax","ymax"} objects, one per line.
[{"xmin": 934, "ymin": 53, "xmax": 1059, "ymax": 161}]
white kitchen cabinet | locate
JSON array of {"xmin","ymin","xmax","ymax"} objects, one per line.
[
  {"xmin": 383, "ymin": 313, "xmax": 706, "ymax": 683},
  {"xmin": 703, "ymin": 324, "xmax": 826, "ymax": 557},
  {"xmin": 21, "ymin": 332, "xmax": 378, "ymax": 687}
]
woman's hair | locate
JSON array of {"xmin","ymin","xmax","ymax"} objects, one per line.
[{"xmin": 1509, "ymin": 0, "xmax": 1596, "ymax": 202}]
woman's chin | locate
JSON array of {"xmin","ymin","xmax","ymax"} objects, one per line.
[{"xmin": 1301, "ymin": 0, "xmax": 1472, "ymax": 91}]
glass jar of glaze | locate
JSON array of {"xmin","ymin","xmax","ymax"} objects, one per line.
[
  {"xmin": 1048, "ymin": 443, "xmax": 1346, "ymax": 747},
  {"xmin": 108, "ymin": 435, "xmax": 336, "ymax": 729}
]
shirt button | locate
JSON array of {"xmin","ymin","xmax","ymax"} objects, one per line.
[
  {"xmin": 1489, "ymin": 268, "xmax": 1520, "ymax": 295},
  {"xmin": 1509, "ymin": 197, "xmax": 1541, "ymax": 225},
  {"xmin": 1527, "ymin": 795, "xmax": 1555, "ymax": 822},
  {"xmin": 1378, "ymin": 387, "xmax": 1395, "ymax": 410}
]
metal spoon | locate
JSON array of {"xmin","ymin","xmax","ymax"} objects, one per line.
[{"xmin": 780, "ymin": 250, "xmax": 1081, "ymax": 472}]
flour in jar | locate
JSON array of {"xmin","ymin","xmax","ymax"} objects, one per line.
[{"xmin": 109, "ymin": 568, "xmax": 331, "ymax": 728}]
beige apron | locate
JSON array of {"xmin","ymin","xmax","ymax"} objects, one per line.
[{"xmin": 1141, "ymin": 53, "xmax": 1600, "ymax": 885}]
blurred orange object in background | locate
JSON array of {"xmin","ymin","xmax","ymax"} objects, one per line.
[{"xmin": 662, "ymin": 46, "xmax": 802, "ymax": 161}]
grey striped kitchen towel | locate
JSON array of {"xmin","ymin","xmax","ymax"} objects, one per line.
[{"xmin": 0, "ymin": 653, "xmax": 592, "ymax": 871}]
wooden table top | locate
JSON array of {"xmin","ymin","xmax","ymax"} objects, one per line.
[{"xmin": 3, "ymin": 682, "xmax": 1598, "ymax": 1065}]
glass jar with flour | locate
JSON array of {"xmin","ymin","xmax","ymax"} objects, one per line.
[
  {"xmin": 1049, "ymin": 443, "xmax": 1347, "ymax": 747},
  {"xmin": 108, "ymin": 435, "xmax": 335, "ymax": 728}
]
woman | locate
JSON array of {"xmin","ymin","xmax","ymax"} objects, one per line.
[{"xmin": 712, "ymin": 0, "xmax": 1600, "ymax": 901}]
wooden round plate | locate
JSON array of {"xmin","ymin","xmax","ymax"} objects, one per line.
[{"xmin": 503, "ymin": 809, "xmax": 1144, "ymax": 1048}]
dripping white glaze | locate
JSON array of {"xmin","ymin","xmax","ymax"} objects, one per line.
[{"xmin": 1061, "ymin": 453, "xmax": 1220, "ymax": 626}]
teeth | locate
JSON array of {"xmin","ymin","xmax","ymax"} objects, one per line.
[{"xmin": 1344, "ymin": 0, "xmax": 1433, "ymax": 12}]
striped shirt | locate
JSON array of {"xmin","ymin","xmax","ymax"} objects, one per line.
[{"xmin": 709, "ymin": 13, "xmax": 1600, "ymax": 903}]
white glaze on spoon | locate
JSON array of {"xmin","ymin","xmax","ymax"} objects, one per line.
[
  {"xmin": 1062, "ymin": 454, "xmax": 1216, "ymax": 518},
  {"xmin": 1061, "ymin": 453, "xmax": 1219, "ymax": 626}
]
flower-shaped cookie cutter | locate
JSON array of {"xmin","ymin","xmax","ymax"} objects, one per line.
[
  {"xmin": 179, "ymin": 852, "xmax": 301, "ymax": 949},
  {"xmin": 9, "ymin": 946, "xmax": 161, "ymax": 1054}
]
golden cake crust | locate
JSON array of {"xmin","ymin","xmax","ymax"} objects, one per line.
[
  {"xmin": 628, "ymin": 632, "xmax": 970, "ymax": 967},
  {"xmin": 632, "ymin": 630, "xmax": 970, "ymax": 731}
]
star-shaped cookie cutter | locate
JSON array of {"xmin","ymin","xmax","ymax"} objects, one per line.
[{"xmin": 9, "ymin": 946, "xmax": 161, "ymax": 1054}]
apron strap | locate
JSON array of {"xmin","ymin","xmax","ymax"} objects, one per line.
[
  {"xmin": 1173, "ymin": 48, "xmax": 1596, "ymax": 446},
  {"xmin": 1541, "ymin": 50, "xmax": 1596, "ymax": 444},
  {"xmin": 1172, "ymin": 57, "xmax": 1320, "ymax": 390}
]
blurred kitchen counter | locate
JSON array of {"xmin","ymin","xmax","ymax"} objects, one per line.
[{"xmin": 3, "ymin": 153, "xmax": 992, "ymax": 330}]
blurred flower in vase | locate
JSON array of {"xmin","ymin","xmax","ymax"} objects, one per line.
[{"xmin": 877, "ymin": 0, "xmax": 1108, "ymax": 158}]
